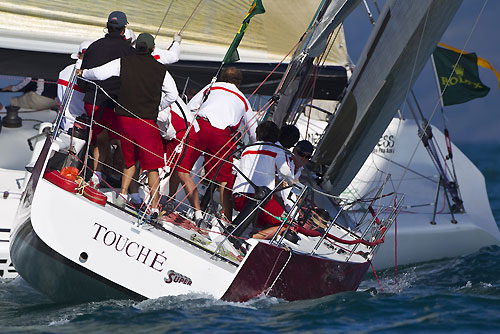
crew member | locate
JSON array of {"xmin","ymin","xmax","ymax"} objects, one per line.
[
  {"xmin": 274, "ymin": 139, "xmax": 314, "ymax": 210},
  {"xmin": 125, "ymin": 28, "xmax": 182, "ymax": 65},
  {"xmin": 232, "ymin": 121, "xmax": 296, "ymax": 237},
  {"xmin": 186, "ymin": 67, "xmax": 258, "ymax": 222},
  {"xmin": 157, "ymin": 96, "xmax": 202, "ymax": 220},
  {"xmin": 236, "ymin": 138, "xmax": 314, "ymax": 240},
  {"xmin": 78, "ymin": 32, "xmax": 178, "ymax": 213},
  {"xmin": 79, "ymin": 10, "xmax": 136, "ymax": 187},
  {"xmin": 278, "ymin": 124, "xmax": 300, "ymax": 149},
  {"xmin": 57, "ymin": 40, "xmax": 93, "ymax": 131},
  {"xmin": 0, "ymin": 77, "xmax": 58, "ymax": 113}
]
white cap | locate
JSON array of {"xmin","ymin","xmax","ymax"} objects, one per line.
[
  {"xmin": 125, "ymin": 28, "xmax": 136, "ymax": 44},
  {"xmin": 71, "ymin": 40, "xmax": 93, "ymax": 59}
]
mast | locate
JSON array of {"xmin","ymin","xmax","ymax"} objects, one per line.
[{"xmin": 268, "ymin": 0, "xmax": 361, "ymax": 126}]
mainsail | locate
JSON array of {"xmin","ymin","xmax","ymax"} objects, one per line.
[
  {"xmin": 0, "ymin": 0, "xmax": 348, "ymax": 64},
  {"xmin": 314, "ymin": 0, "xmax": 463, "ymax": 195}
]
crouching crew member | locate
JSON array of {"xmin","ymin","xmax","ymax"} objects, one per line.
[
  {"xmin": 232, "ymin": 121, "xmax": 296, "ymax": 237},
  {"xmin": 186, "ymin": 67, "xmax": 257, "ymax": 222},
  {"xmin": 78, "ymin": 33, "xmax": 178, "ymax": 212}
]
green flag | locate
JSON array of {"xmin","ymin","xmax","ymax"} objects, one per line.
[
  {"xmin": 432, "ymin": 46, "xmax": 490, "ymax": 106},
  {"xmin": 223, "ymin": 0, "xmax": 265, "ymax": 63}
]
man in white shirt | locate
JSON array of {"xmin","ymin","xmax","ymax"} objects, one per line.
[
  {"xmin": 233, "ymin": 121, "xmax": 295, "ymax": 232},
  {"xmin": 186, "ymin": 67, "xmax": 258, "ymax": 222},
  {"xmin": 57, "ymin": 40, "xmax": 93, "ymax": 131},
  {"xmin": 125, "ymin": 27, "xmax": 182, "ymax": 65}
]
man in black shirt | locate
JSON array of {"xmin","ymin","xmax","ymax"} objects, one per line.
[{"xmin": 80, "ymin": 10, "xmax": 135, "ymax": 187}]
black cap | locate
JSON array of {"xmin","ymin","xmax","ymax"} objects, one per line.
[
  {"xmin": 136, "ymin": 33, "xmax": 155, "ymax": 51},
  {"xmin": 107, "ymin": 11, "xmax": 128, "ymax": 28},
  {"xmin": 295, "ymin": 140, "xmax": 314, "ymax": 155}
]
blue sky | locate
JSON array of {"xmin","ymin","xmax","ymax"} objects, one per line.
[{"xmin": 343, "ymin": 0, "xmax": 500, "ymax": 143}]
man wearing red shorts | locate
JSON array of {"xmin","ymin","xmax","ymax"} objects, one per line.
[
  {"xmin": 157, "ymin": 96, "xmax": 203, "ymax": 218},
  {"xmin": 79, "ymin": 11, "xmax": 136, "ymax": 186},
  {"xmin": 186, "ymin": 67, "xmax": 257, "ymax": 222},
  {"xmin": 232, "ymin": 121, "xmax": 296, "ymax": 235},
  {"xmin": 79, "ymin": 33, "xmax": 178, "ymax": 211}
]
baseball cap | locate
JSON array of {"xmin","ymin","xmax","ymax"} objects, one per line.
[
  {"xmin": 295, "ymin": 140, "xmax": 314, "ymax": 156},
  {"xmin": 136, "ymin": 33, "xmax": 155, "ymax": 51},
  {"xmin": 70, "ymin": 40, "xmax": 93, "ymax": 59},
  {"xmin": 107, "ymin": 11, "xmax": 128, "ymax": 28}
]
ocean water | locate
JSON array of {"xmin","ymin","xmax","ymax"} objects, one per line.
[{"xmin": 0, "ymin": 143, "xmax": 499, "ymax": 333}]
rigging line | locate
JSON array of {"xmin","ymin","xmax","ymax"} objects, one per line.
[
  {"xmin": 78, "ymin": 76, "xmax": 163, "ymax": 132},
  {"xmin": 304, "ymin": 24, "xmax": 341, "ymax": 137},
  {"xmin": 249, "ymin": 38, "xmax": 302, "ymax": 98},
  {"xmin": 362, "ymin": 0, "xmax": 376, "ymax": 25},
  {"xmin": 77, "ymin": 81, "xmax": 200, "ymax": 190},
  {"xmin": 372, "ymin": 0, "xmax": 381, "ymax": 15},
  {"xmin": 372, "ymin": 152, "xmax": 437, "ymax": 183},
  {"xmin": 265, "ymin": 250, "xmax": 293, "ymax": 296},
  {"xmin": 410, "ymin": 91, "xmax": 455, "ymax": 179},
  {"xmin": 154, "ymin": 0, "xmax": 175, "ymax": 39},
  {"xmin": 393, "ymin": 4, "xmax": 432, "ymax": 193},
  {"xmin": 320, "ymin": 24, "xmax": 342, "ymax": 68},
  {"xmin": 172, "ymin": 100, "xmax": 275, "ymax": 211},
  {"xmin": 180, "ymin": 0, "xmax": 205, "ymax": 34},
  {"xmin": 395, "ymin": 0, "xmax": 488, "ymax": 196}
]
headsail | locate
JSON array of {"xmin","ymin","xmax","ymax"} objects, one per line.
[{"xmin": 314, "ymin": 0, "xmax": 463, "ymax": 195}]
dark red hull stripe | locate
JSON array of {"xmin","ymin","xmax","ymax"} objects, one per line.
[{"xmin": 222, "ymin": 242, "xmax": 369, "ymax": 302}]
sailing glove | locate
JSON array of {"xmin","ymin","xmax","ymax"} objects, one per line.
[{"xmin": 173, "ymin": 32, "xmax": 182, "ymax": 43}]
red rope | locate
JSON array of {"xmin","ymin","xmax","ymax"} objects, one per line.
[
  {"xmin": 293, "ymin": 226, "xmax": 385, "ymax": 246},
  {"xmin": 394, "ymin": 195, "xmax": 398, "ymax": 284},
  {"xmin": 249, "ymin": 39, "xmax": 302, "ymax": 99},
  {"xmin": 368, "ymin": 205, "xmax": 382, "ymax": 225},
  {"xmin": 371, "ymin": 262, "xmax": 384, "ymax": 292}
]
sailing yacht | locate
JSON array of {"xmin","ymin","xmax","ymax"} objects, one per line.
[
  {"xmin": 2, "ymin": 0, "xmax": 496, "ymax": 303},
  {"xmin": 5, "ymin": 0, "xmax": 397, "ymax": 302}
]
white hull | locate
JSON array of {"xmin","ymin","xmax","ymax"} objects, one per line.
[
  {"xmin": 10, "ymin": 136, "xmax": 380, "ymax": 302},
  {"xmin": 296, "ymin": 116, "xmax": 500, "ymax": 270},
  {"xmin": 343, "ymin": 118, "xmax": 500, "ymax": 269}
]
